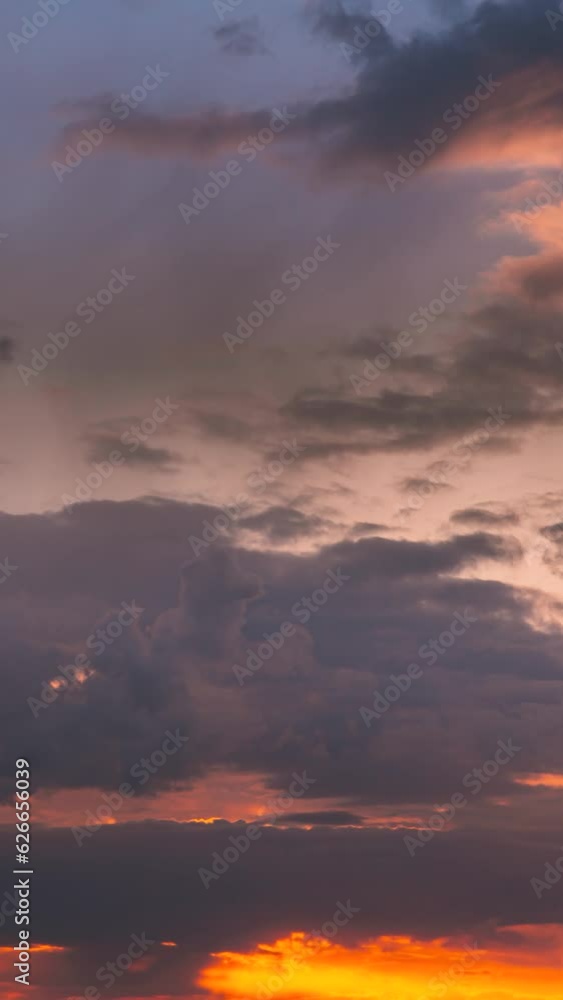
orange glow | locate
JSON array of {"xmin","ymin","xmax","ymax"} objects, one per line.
[
  {"xmin": 0, "ymin": 945, "xmax": 66, "ymax": 954},
  {"xmin": 49, "ymin": 667, "xmax": 91, "ymax": 690},
  {"xmin": 199, "ymin": 927, "xmax": 563, "ymax": 1000},
  {"xmin": 0, "ymin": 766, "xmax": 420, "ymax": 830},
  {"xmin": 160, "ymin": 941, "xmax": 178, "ymax": 947},
  {"xmin": 437, "ymin": 65, "xmax": 563, "ymax": 173},
  {"xmin": 514, "ymin": 772, "xmax": 563, "ymax": 788}
]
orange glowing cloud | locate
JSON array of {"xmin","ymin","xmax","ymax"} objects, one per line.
[
  {"xmin": 0, "ymin": 765, "xmax": 417, "ymax": 830},
  {"xmin": 479, "ymin": 188, "xmax": 563, "ymax": 308},
  {"xmin": 0, "ymin": 945, "xmax": 66, "ymax": 955},
  {"xmin": 432, "ymin": 66, "xmax": 563, "ymax": 175},
  {"xmin": 198, "ymin": 926, "xmax": 563, "ymax": 1000},
  {"xmin": 514, "ymin": 772, "xmax": 563, "ymax": 789}
]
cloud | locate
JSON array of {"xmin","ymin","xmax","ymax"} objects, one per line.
[
  {"xmin": 54, "ymin": 98, "xmax": 299, "ymax": 161},
  {"xmin": 451, "ymin": 506, "xmax": 520, "ymax": 527},
  {"xmin": 84, "ymin": 431, "xmax": 183, "ymax": 471},
  {"xmin": 5, "ymin": 819, "xmax": 563, "ymax": 971},
  {"xmin": 349, "ymin": 521, "xmax": 391, "ymax": 536},
  {"xmin": 51, "ymin": 1, "xmax": 563, "ymax": 176},
  {"xmin": 542, "ymin": 522, "xmax": 563, "ymax": 541},
  {"xmin": 300, "ymin": 0, "xmax": 563, "ymax": 174},
  {"xmin": 238, "ymin": 505, "xmax": 329, "ymax": 542},
  {"xmin": 281, "ymin": 388, "xmax": 516, "ymax": 454},
  {"xmin": 402, "ymin": 476, "xmax": 452, "ymax": 495},
  {"xmin": 323, "ymin": 531, "xmax": 523, "ymax": 581},
  {"xmin": 502, "ymin": 252, "xmax": 563, "ymax": 303},
  {"xmin": 275, "ymin": 273, "xmax": 563, "ymax": 458},
  {"xmin": 431, "ymin": 0, "xmax": 470, "ymax": 23},
  {"xmin": 213, "ymin": 17, "xmax": 269, "ymax": 56},
  {"xmin": 166, "ymin": 546, "xmax": 262, "ymax": 659},
  {"xmin": 284, "ymin": 809, "xmax": 365, "ymax": 825},
  {"xmin": 0, "ymin": 498, "xmax": 558, "ymax": 813},
  {"xmin": 306, "ymin": 0, "xmax": 392, "ymax": 59}
]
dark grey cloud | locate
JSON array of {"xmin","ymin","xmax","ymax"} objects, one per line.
[
  {"xmin": 306, "ymin": 0, "xmax": 392, "ymax": 61},
  {"xmin": 175, "ymin": 545, "xmax": 262, "ymax": 659},
  {"xmin": 3, "ymin": 816, "xmax": 563, "ymax": 992},
  {"xmin": 451, "ymin": 506, "xmax": 520, "ymax": 527},
  {"xmin": 542, "ymin": 522, "xmax": 563, "ymax": 542},
  {"xmin": 1, "ymin": 499, "xmax": 561, "ymax": 813},
  {"xmin": 284, "ymin": 810, "xmax": 364, "ymax": 825},
  {"xmin": 402, "ymin": 475, "xmax": 452, "ymax": 494},
  {"xmin": 282, "ymin": 389, "xmax": 514, "ymax": 454},
  {"xmin": 299, "ymin": 0, "xmax": 563, "ymax": 171},
  {"xmin": 323, "ymin": 530, "xmax": 522, "ymax": 580},
  {"xmin": 84, "ymin": 431, "xmax": 183, "ymax": 471},
  {"xmin": 538, "ymin": 521, "xmax": 563, "ymax": 575},
  {"xmin": 278, "ymin": 285, "xmax": 563, "ymax": 458},
  {"xmin": 349, "ymin": 521, "xmax": 391, "ymax": 536}
]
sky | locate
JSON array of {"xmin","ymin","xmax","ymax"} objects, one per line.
[{"xmin": 2, "ymin": 0, "xmax": 563, "ymax": 997}]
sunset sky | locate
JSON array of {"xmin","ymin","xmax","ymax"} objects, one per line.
[{"xmin": 2, "ymin": 0, "xmax": 563, "ymax": 998}]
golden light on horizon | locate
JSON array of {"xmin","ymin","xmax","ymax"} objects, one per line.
[{"xmin": 198, "ymin": 927, "xmax": 563, "ymax": 1000}]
